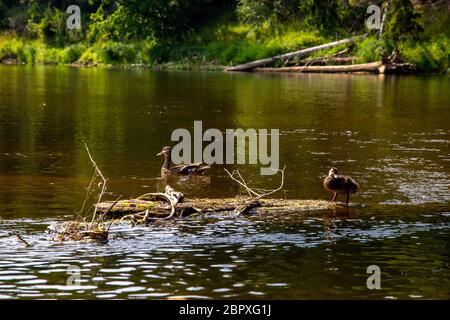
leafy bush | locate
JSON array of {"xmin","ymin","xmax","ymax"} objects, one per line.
[
  {"xmin": 385, "ymin": 0, "xmax": 422, "ymax": 41},
  {"xmin": 98, "ymin": 42, "xmax": 139, "ymax": 64},
  {"xmin": 355, "ymin": 36, "xmax": 385, "ymax": 63},
  {"xmin": 58, "ymin": 43, "xmax": 87, "ymax": 64},
  {"xmin": 237, "ymin": 0, "xmax": 299, "ymax": 26},
  {"xmin": 0, "ymin": 36, "xmax": 25, "ymax": 62},
  {"xmin": 77, "ymin": 47, "xmax": 101, "ymax": 65},
  {"xmin": 398, "ymin": 37, "xmax": 449, "ymax": 72}
]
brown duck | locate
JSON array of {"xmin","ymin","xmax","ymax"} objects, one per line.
[
  {"xmin": 157, "ymin": 146, "xmax": 211, "ymax": 176},
  {"xmin": 323, "ymin": 167, "xmax": 359, "ymax": 206}
]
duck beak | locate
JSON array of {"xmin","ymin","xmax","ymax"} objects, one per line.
[{"xmin": 156, "ymin": 151, "xmax": 163, "ymax": 156}]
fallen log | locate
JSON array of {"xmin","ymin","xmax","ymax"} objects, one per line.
[
  {"xmin": 95, "ymin": 196, "xmax": 337, "ymax": 221},
  {"xmin": 289, "ymin": 48, "xmax": 352, "ymax": 66},
  {"xmin": 224, "ymin": 35, "xmax": 366, "ymax": 72},
  {"xmin": 295, "ymin": 56, "xmax": 358, "ymax": 66},
  {"xmin": 94, "ymin": 169, "xmax": 336, "ymax": 222},
  {"xmin": 253, "ymin": 61, "xmax": 383, "ymax": 73}
]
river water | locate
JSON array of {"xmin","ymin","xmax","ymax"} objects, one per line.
[{"xmin": 0, "ymin": 66, "xmax": 449, "ymax": 299}]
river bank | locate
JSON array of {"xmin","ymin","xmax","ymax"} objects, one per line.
[{"xmin": 1, "ymin": 30, "xmax": 448, "ymax": 74}]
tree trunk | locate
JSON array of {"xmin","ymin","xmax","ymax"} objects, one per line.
[
  {"xmin": 95, "ymin": 197, "xmax": 336, "ymax": 219},
  {"xmin": 225, "ymin": 35, "xmax": 366, "ymax": 72},
  {"xmin": 294, "ymin": 56, "xmax": 358, "ymax": 66},
  {"xmin": 380, "ymin": 2, "xmax": 390, "ymax": 39},
  {"xmin": 252, "ymin": 61, "xmax": 383, "ymax": 73}
]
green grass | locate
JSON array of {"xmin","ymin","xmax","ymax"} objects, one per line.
[
  {"xmin": 149, "ymin": 23, "xmax": 328, "ymax": 67},
  {"xmin": 0, "ymin": 23, "xmax": 329, "ymax": 69},
  {"xmin": 0, "ymin": 35, "xmax": 86, "ymax": 64},
  {"xmin": 1, "ymin": 21, "xmax": 449, "ymax": 73},
  {"xmin": 351, "ymin": 35, "xmax": 449, "ymax": 72},
  {"xmin": 397, "ymin": 36, "xmax": 449, "ymax": 72},
  {"xmin": 354, "ymin": 36, "xmax": 385, "ymax": 63}
]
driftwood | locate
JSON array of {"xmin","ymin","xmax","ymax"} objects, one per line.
[
  {"xmin": 224, "ymin": 166, "xmax": 286, "ymax": 200},
  {"xmin": 288, "ymin": 48, "xmax": 352, "ymax": 66},
  {"xmin": 49, "ymin": 144, "xmax": 115, "ymax": 242},
  {"xmin": 253, "ymin": 61, "xmax": 384, "ymax": 73},
  {"xmin": 225, "ymin": 35, "xmax": 366, "ymax": 72},
  {"xmin": 48, "ymin": 221, "xmax": 108, "ymax": 242},
  {"xmin": 16, "ymin": 234, "xmax": 32, "ymax": 247},
  {"xmin": 84, "ymin": 143, "xmax": 107, "ymax": 225},
  {"xmin": 96, "ymin": 196, "xmax": 336, "ymax": 220},
  {"xmin": 134, "ymin": 185, "xmax": 184, "ymax": 220},
  {"xmin": 53, "ymin": 162, "xmax": 336, "ymax": 238},
  {"xmin": 295, "ymin": 56, "xmax": 358, "ymax": 66},
  {"xmin": 95, "ymin": 168, "xmax": 336, "ymax": 224},
  {"xmin": 254, "ymin": 50, "xmax": 415, "ymax": 74}
]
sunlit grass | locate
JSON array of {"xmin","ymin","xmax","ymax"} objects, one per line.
[{"xmin": 1, "ymin": 22, "xmax": 448, "ymax": 73}]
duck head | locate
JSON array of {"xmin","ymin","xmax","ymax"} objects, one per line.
[
  {"xmin": 157, "ymin": 146, "xmax": 171, "ymax": 157},
  {"xmin": 157, "ymin": 146, "xmax": 172, "ymax": 171},
  {"xmin": 328, "ymin": 167, "xmax": 338, "ymax": 177}
]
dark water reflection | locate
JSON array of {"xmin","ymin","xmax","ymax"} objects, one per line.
[{"xmin": 0, "ymin": 66, "xmax": 449, "ymax": 299}]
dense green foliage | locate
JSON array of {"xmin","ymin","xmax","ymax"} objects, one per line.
[{"xmin": 0, "ymin": 0, "xmax": 448, "ymax": 72}]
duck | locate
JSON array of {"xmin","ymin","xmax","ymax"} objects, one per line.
[
  {"xmin": 323, "ymin": 167, "xmax": 359, "ymax": 206},
  {"xmin": 156, "ymin": 146, "xmax": 211, "ymax": 176}
]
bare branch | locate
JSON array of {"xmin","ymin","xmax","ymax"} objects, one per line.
[
  {"xmin": 78, "ymin": 171, "xmax": 97, "ymax": 216},
  {"xmin": 84, "ymin": 143, "xmax": 107, "ymax": 225},
  {"xmin": 16, "ymin": 234, "xmax": 31, "ymax": 247},
  {"xmin": 225, "ymin": 168, "xmax": 259, "ymax": 197},
  {"xmin": 100, "ymin": 195, "xmax": 122, "ymax": 219},
  {"xmin": 224, "ymin": 165, "xmax": 286, "ymax": 200},
  {"xmin": 256, "ymin": 166, "xmax": 286, "ymax": 198},
  {"xmin": 135, "ymin": 185, "xmax": 183, "ymax": 221}
]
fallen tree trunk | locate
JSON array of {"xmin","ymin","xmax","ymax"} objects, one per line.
[
  {"xmin": 253, "ymin": 61, "xmax": 383, "ymax": 73},
  {"xmin": 289, "ymin": 48, "xmax": 353, "ymax": 66},
  {"xmin": 94, "ymin": 170, "xmax": 337, "ymax": 222},
  {"xmin": 295, "ymin": 56, "xmax": 358, "ymax": 66},
  {"xmin": 95, "ymin": 196, "xmax": 336, "ymax": 222},
  {"xmin": 225, "ymin": 35, "xmax": 366, "ymax": 72}
]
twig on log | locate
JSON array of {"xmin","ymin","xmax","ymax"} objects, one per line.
[
  {"xmin": 100, "ymin": 195, "xmax": 123, "ymax": 221},
  {"xmin": 290, "ymin": 48, "xmax": 356, "ymax": 66},
  {"xmin": 84, "ymin": 143, "xmax": 107, "ymax": 225},
  {"xmin": 295, "ymin": 56, "xmax": 356, "ymax": 66},
  {"xmin": 78, "ymin": 171, "xmax": 97, "ymax": 217},
  {"xmin": 135, "ymin": 185, "xmax": 184, "ymax": 221},
  {"xmin": 16, "ymin": 234, "xmax": 31, "ymax": 247},
  {"xmin": 102, "ymin": 195, "xmax": 122, "ymax": 231},
  {"xmin": 142, "ymin": 209, "xmax": 150, "ymax": 224},
  {"xmin": 224, "ymin": 165, "xmax": 286, "ymax": 202}
]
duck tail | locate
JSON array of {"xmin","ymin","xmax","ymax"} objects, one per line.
[{"xmin": 350, "ymin": 178, "xmax": 359, "ymax": 193}]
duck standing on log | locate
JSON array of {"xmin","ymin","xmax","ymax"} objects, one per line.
[
  {"xmin": 323, "ymin": 167, "xmax": 359, "ymax": 206},
  {"xmin": 157, "ymin": 146, "xmax": 211, "ymax": 176}
]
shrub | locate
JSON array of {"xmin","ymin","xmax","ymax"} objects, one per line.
[
  {"xmin": 398, "ymin": 37, "xmax": 449, "ymax": 72},
  {"xmin": 99, "ymin": 42, "xmax": 139, "ymax": 64},
  {"xmin": 355, "ymin": 36, "xmax": 385, "ymax": 63},
  {"xmin": 58, "ymin": 44, "xmax": 87, "ymax": 64}
]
